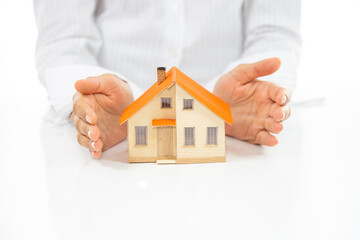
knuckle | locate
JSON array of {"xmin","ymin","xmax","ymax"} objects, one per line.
[
  {"xmin": 72, "ymin": 104, "xmax": 77, "ymax": 114},
  {"xmin": 85, "ymin": 76, "xmax": 95, "ymax": 81},
  {"xmin": 72, "ymin": 92, "xmax": 80, "ymax": 102},
  {"xmin": 102, "ymin": 73, "xmax": 112, "ymax": 77},
  {"xmin": 73, "ymin": 99, "xmax": 86, "ymax": 116},
  {"xmin": 273, "ymin": 124, "xmax": 282, "ymax": 133},
  {"xmin": 270, "ymin": 103, "xmax": 278, "ymax": 112},
  {"xmin": 72, "ymin": 114, "xmax": 79, "ymax": 125},
  {"xmin": 249, "ymin": 125, "xmax": 260, "ymax": 136},
  {"xmin": 73, "ymin": 100, "xmax": 82, "ymax": 114},
  {"xmin": 263, "ymin": 119, "xmax": 268, "ymax": 127},
  {"xmin": 102, "ymin": 73, "xmax": 115, "ymax": 80},
  {"xmin": 75, "ymin": 118, "xmax": 82, "ymax": 130},
  {"xmin": 77, "ymin": 134, "xmax": 82, "ymax": 144}
]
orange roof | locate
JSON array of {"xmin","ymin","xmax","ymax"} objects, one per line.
[
  {"xmin": 119, "ymin": 67, "xmax": 233, "ymax": 125},
  {"xmin": 152, "ymin": 119, "xmax": 176, "ymax": 127}
]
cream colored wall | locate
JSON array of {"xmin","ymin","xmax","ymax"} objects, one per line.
[
  {"xmin": 128, "ymin": 83, "xmax": 176, "ymax": 158},
  {"xmin": 175, "ymin": 84, "xmax": 225, "ymax": 159}
]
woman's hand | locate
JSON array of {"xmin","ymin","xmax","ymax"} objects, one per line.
[
  {"xmin": 214, "ymin": 58, "xmax": 291, "ymax": 146},
  {"xmin": 71, "ymin": 74, "xmax": 134, "ymax": 158}
]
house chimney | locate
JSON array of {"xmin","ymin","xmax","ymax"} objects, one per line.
[{"xmin": 157, "ymin": 67, "xmax": 166, "ymax": 85}]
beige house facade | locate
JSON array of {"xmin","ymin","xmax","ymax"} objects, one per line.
[{"xmin": 120, "ymin": 67, "xmax": 233, "ymax": 164}]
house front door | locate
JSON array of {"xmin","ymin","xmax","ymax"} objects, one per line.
[{"xmin": 157, "ymin": 127, "xmax": 174, "ymax": 158}]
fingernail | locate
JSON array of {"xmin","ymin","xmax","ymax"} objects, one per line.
[
  {"xmin": 91, "ymin": 141, "xmax": 96, "ymax": 150},
  {"xmin": 88, "ymin": 129, "xmax": 92, "ymax": 139},
  {"xmin": 86, "ymin": 115, "xmax": 92, "ymax": 124},
  {"xmin": 281, "ymin": 95, "xmax": 287, "ymax": 105},
  {"xmin": 282, "ymin": 109, "xmax": 286, "ymax": 120}
]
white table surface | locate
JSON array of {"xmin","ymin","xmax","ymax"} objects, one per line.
[{"xmin": 1, "ymin": 84, "xmax": 359, "ymax": 240}]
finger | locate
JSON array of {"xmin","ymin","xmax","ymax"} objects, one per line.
[
  {"xmin": 264, "ymin": 118, "xmax": 284, "ymax": 134},
  {"xmin": 77, "ymin": 133, "xmax": 91, "ymax": 150},
  {"xmin": 267, "ymin": 83, "xmax": 291, "ymax": 105},
  {"xmin": 92, "ymin": 151, "xmax": 102, "ymax": 159},
  {"xmin": 269, "ymin": 103, "xmax": 285, "ymax": 122},
  {"xmin": 74, "ymin": 117, "xmax": 100, "ymax": 141},
  {"xmin": 91, "ymin": 139, "xmax": 104, "ymax": 152},
  {"xmin": 71, "ymin": 112, "xmax": 80, "ymax": 125},
  {"xmin": 77, "ymin": 134, "xmax": 103, "ymax": 153},
  {"xmin": 253, "ymin": 131, "xmax": 278, "ymax": 146},
  {"xmin": 230, "ymin": 57, "xmax": 281, "ymax": 85},
  {"xmin": 269, "ymin": 105, "xmax": 291, "ymax": 122},
  {"xmin": 75, "ymin": 73, "xmax": 119, "ymax": 95},
  {"xmin": 73, "ymin": 98, "xmax": 97, "ymax": 125}
]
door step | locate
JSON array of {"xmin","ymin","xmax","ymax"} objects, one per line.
[{"xmin": 156, "ymin": 159, "xmax": 176, "ymax": 164}]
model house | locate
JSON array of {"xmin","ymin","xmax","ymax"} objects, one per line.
[{"xmin": 119, "ymin": 67, "xmax": 233, "ymax": 164}]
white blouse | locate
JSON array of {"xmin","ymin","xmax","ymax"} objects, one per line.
[{"xmin": 34, "ymin": 0, "xmax": 301, "ymax": 123}]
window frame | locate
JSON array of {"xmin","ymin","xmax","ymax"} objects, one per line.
[
  {"xmin": 207, "ymin": 127, "xmax": 218, "ymax": 145},
  {"xmin": 184, "ymin": 127, "xmax": 195, "ymax": 146},
  {"xmin": 135, "ymin": 126, "xmax": 148, "ymax": 145},
  {"xmin": 183, "ymin": 99, "xmax": 194, "ymax": 110},
  {"xmin": 161, "ymin": 97, "xmax": 172, "ymax": 108}
]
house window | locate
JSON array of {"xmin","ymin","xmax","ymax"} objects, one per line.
[
  {"xmin": 207, "ymin": 127, "xmax": 218, "ymax": 145},
  {"xmin": 184, "ymin": 127, "xmax": 195, "ymax": 145},
  {"xmin": 161, "ymin": 97, "xmax": 171, "ymax": 108},
  {"xmin": 183, "ymin": 99, "xmax": 194, "ymax": 110},
  {"xmin": 135, "ymin": 126, "xmax": 147, "ymax": 145}
]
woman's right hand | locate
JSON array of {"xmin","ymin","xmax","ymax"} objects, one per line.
[{"xmin": 71, "ymin": 74, "xmax": 134, "ymax": 158}]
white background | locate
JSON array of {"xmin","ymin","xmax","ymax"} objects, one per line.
[{"xmin": 1, "ymin": 1, "xmax": 360, "ymax": 240}]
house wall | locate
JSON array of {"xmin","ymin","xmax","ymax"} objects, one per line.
[
  {"xmin": 127, "ymin": 83, "xmax": 176, "ymax": 162},
  {"xmin": 175, "ymin": 84, "xmax": 225, "ymax": 163}
]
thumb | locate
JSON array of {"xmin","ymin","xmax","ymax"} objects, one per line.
[
  {"xmin": 230, "ymin": 57, "xmax": 281, "ymax": 84},
  {"xmin": 75, "ymin": 74, "xmax": 118, "ymax": 95}
]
